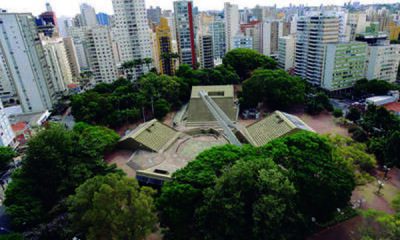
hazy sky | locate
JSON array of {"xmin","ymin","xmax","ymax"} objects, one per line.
[{"xmin": 1, "ymin": 0, "xmax": 397, "ymax": 17}]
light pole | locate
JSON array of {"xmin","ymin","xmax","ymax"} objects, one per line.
[
  {"xmin": 383, "ymin": 165, "xmax": 390, "ymax": 180},
  {"xmin": 376, "ymin": 180, "xmax": 384, "ymax": 195}
]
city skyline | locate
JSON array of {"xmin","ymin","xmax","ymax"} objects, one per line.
[{"xmin": 1, "ymin": 0, "xmax": 398, "ymax": 17}]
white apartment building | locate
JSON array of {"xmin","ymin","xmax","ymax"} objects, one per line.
[
  {"xmin": 85, "ymin": 27, "xmax": 118, "ymax": 84},
  {"xmin": 0, "ymin": 13, "xmax": 56, "ymax": 113},
  {"xmin": 295, "ymin": 12, "xmax": 340, "ymax": 86},
  {"xmin": 365, "ymin": 44, "xmax": 400, "ymax": 83},
  {"xmin": 112, "ymin": 0, "xmax": 153, "ymax": 79},
  {"xmin": 278, "ymin": 35, "xmax": 295, "ymax": 71},
  {"xmin": 262, "ymin": 20, "xmax": 284, "ymax": 57},
  {"xmin": 0, "ymin": 100, "xmax": 15, "ymax": 147},
  {"xmin": 233, "ymin": 34, "xmax": 253, "ymax": 49},
  {"xmin": 67, "ymin": 26, "xmax": 90, "ymax": 70},
  {"xmin": 0, "ymin": 52, "xmax": 16, "ymax": 102},
  {"xmin": 42, "ymin": 37, "xmax": 74, "ymax": 94},
  {"xmin": 80, "ymin": 3, "xmax": 98, "ymax": 27},
  {"xmin": 63, "ymin": 37, "xmax": 81, "ymax": 80},
  {"xmin": 224, "ymin": 2, "xmax": 240, "ymax": 52},
  {"xmin": 209, "ymin": 19, "xmax": 226, "ymax": 60}
]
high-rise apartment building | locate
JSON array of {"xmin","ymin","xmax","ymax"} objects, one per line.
[
  {"xmin": 63, "ymin": 37, "xmax": 81, "ymax": 80},
  {"xmin": 0, "ymin": 13, "xmax": 57, "ymax": 113},
  {"xmin": 96, "ymin": 13, "xmax": 110, "ymax": 26},
  {"xmin": 85, "ymin": 27, "xmax": 118, "ymax": 84},
  {"xmin": 209, "ymin": 19, "xmax": 226, "ymax": 60},
  {"xmin": 67, "ymin": 26, "xmax": 90, "ymax": 70},
  {"xmin": 278, "ymin": 35, "xmax": 295, "ymax": 71},
  {"xmin": 356, "ymin": 32, "xmax": 400, "ymax": 83},
  {"xmin": 295, "ymin": 12, "xmax": 340, "ymax": 85},
  {"xmin": 322, "ymin": 42, "xmax": 367, "ymax": 91},
  {"xmin": 80, "ymin": 3, "xmax": 98, "ymax": 27},
  {"xmin": 0, "ymin": 52, "xmax": 16, "ymax": 102},
  {"xmin": 241, "ymin": 20, "xmax": 262, "ymax": 53},
  {"xmin": 174, "ymin": 0, "xmax": 197, "ymax": 68},
  {"xmin": 0, "ymin": 101, "xmax": 15, "ymax": 147},
  {"xmin": 42, "ymin": 37, "xmax": 74, "ymax": 94},
  {"xmin": 233, "ymin": 34, "xmax": 253, "ymax": 49},
  {"xmin": 112, "ymin": 0, "xmax": 153, "ymax": 79},
  {"xmin": 199, "ymin": 35, "xmax": 214, "ymax": 69},
  {"xmin": 147, "ymin": 6, "xmax": 162, "ymax": 25},
  {"xmin": 365, "ymin": 44, "xmax": 400, "ymax": 83},
  {"xmin": 224, "ymin": 2, "xmax": 240, "ymax": 52},
  {"xmin": 262, "ymin": 20, "xmax": 283, "ymax": 56},
  {"xmin": 155, "ymin": 18, "xmax": 175, "ymax": 75}
]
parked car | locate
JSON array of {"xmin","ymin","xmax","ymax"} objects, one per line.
[{"xmin": 242, "ymin": 109, "xmax": 260, "ymax": 120}]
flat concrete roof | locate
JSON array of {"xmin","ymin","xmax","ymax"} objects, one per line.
[{"xmin": 190, "ymin": 85, "xmax": 234, "ymax": 99}]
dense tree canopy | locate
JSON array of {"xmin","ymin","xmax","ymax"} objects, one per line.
[
  {"xmin": 68, "ymin": 173, "xmax": 158, "ymax": 240},
  {"xmin": 0, "ymin": 147, "xmax": 16, "ymax": 172},
  {"xmin": 158, "ymin": 132, "xmax": 355, "ymax": 240},
  {"xmin": 197, "ymin": 158, "xmax": 304, "ymax": 240},
  {"xmin": 241, "ymin": 69, "xmax": 306, "ymax": 109},
  {"xmin": 4, "ymin": 123, "xmax": 119, "ymax": 230},
  {"xmin": 306, "ymin": 92, "xmax": 333, "ymax": 115},
  {"xmin": 176, "ymin": 64, "xmax": 240, "ymax": 86},
  {"xmin": 222, "ymin": 48, "xmax": 277, "ymax": 80},
  {"xmin": 353, "ymin": 79, "xmax": 399, "ymax": 98},
  {"xmin": 71, "ymin": 74, "xmax": 189, "ymax": 126},
  {"xmin": 260, "ymin": 133, "xmax": 355, "ymax": 221}
]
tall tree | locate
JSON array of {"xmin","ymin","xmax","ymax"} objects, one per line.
[
  {"xmin": 4, "ymin": 124, "xmax": 119, "ymax": 230},
  {"xmin": 196, "ymin": 158, "xmax": 304, "ymax": 240},
  {"xmin": 0, "ymin": 147, "xmax": 16, "ymax": 172},
  {"xmin": 222, "ymin": 48, "xmax": 277, "ymax": 80},
  {"xmin": 241, "ymin": 69, "xmax": 305, "ymax": 109},
  {"xmin": 68, "ymin": 173, "xmax": 158, "ymax": 240},
  {"xmin": 260, "ymin": 132, "xmax": 356, "ymax": 221}
]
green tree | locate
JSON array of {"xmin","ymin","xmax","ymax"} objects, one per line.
[
  {"xmin": 346, "ymin": 108, "xmax": 362, "ymax": 122},
  {"xmin": 0, "ymin": 147, "xmax": 16, "ymax": 172},
  {"xmin": 333, "ymin": 108, "xmax": 343, "ymax": 118},
  {"xmin": 361, "ymin": 105, "xmax": 400, "ymax": 136},
  {"xmin": 157, "ymin": 145, "xmax": 252, "ymax": 240},
  {"xmin": 306, "ymin": 92, "xmax": 333, "ymax": 115},
  {"xmin": 68, "ymin": 173, "xmax": 158, "ymax": 240},
  {"xmin": 241, "ymin": 69, "xmax": 305, "ymax": 109},
  {"xmin": 176, "ymin": 64, "xmax": 240, "ymax": 86},
  {"xmin": 4, "ymin": 124, "xmax": 119, "ymax": 230},
  {"xmin": 359, "ymin": 210, "xmax": 400, "ymax": 239},
  {"xmin": 353, "ymin": 79, "xmax": 399, "ymax": 98},
  {"xmin": 196, "ymin": 158, "xmax": 304, "ymax": 240},
  {"xmin": 223, "ymin": 48, "xmax": 277, "ymax": 80},
  {"xmin": 328, "ymin": 135, "xmax": 376, "ymax": 173},
  {"xmin": 260, "ymin": 132, "xmax": 356, "ymax": 221},
  {"xmin": 158, "ymin": 133, "xmax": 355, "ymax": 239},
  {"xmin": 154, "ymin": 99, "xmax": 171, "ymax": 120},
  {"xmin": 384, "ymin": 131, "xmax": 400, "ymax": 167},
  {"xmin": 0, "ymin": 233, "xmax": 24, "ymax": 240}
]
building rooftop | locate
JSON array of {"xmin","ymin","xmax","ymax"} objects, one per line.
[
  {"xmin": 384, "ymin": 102, "xmax": 400, "ymax": 113},
  {"xmin": 119, "ymin": 119, "xmax": 181, "ymax": 153},
  {"xmin": 243, "ymin": 111, "xmax": 315, "ymax": 147},
  {"xmin": 187, "ymin": 85, "xmax": 237, "ymax": 126},
  {"xmin": 190, "ymin": 85, "xmax": 234, "ymax": 99}
]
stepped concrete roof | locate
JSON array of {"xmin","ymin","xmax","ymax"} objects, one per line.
[
  {"xmin": 190, "ymin": 85, "xmax": 234, "ymax": 98},
  {"xmin": 119, "ymin": 119, "xmax": 180, "ymax": 153},
  {"xmin": 187, "ymin": 85, "xmax": 237, "ymax": 124},
  {"xmin": 244, "ymin": 111, "xmax": 315, "ymax": 147}
]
